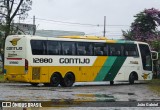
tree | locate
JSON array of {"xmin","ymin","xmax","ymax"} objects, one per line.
[
  {"xmin": 0, "ymin": 24, "xmax": 5, "ymax": 53},
  {"xmin": 0, "ymin": 0, "xmax": 32, "ymax": 68},
  {"xmin": 123, "ymin": 8, "xmax": 160, "ymax": 51},
  {"xmin": 0, "ymin": 0, "xmax": 32, "ymax": 40}
]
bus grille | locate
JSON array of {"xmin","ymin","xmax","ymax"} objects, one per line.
[{"xmin": 32, "ymin": 67, "xmax": 40, "ymax": 80}]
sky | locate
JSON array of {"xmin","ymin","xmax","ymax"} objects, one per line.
[{"xmin": 18, "ymin": 0, "xmax": 160, "ymax": 39}]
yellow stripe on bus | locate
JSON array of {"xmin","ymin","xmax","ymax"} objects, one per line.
[
  {"xmin": 106, "ymin": 40, "xmax": 117, "ymax": 43},
  {"xmin": 87, "ymin": 56, "xmax": 108, "ymax": 81}
]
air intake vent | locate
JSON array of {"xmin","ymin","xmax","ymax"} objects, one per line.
[{"xmin": 32, "ymin": 67, "xmax": 40, "ymax": 80}]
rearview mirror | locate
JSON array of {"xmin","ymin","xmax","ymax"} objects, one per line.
[{"xmin": 151, "ymin": 51, "xmax": 158, "ymax": 60}]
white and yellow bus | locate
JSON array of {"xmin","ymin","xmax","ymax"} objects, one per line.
[{"xmin": 4, "ymin": 35, "xmax": 157, "ymax": 87}]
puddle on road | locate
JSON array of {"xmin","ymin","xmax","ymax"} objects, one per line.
[
  {"xmin": 44, "ymin": 93, "xmax": 117, "ymax": 107},
  {"xmin": 46, "ymin": 94, "xmax": 116, "ymax": 107},
  {"xmin": 114, "ymin": 92, "xmax": 135, "ymax": 96},
  {"xmin": 128, "ymin": 98, "xmax": 137, "ymax": 102},
  {"xmin": 76, "ymin": 94, "xmax": 114, "ymax": 98},
  {"xmin": 75, "ymin": 93, "xmax": 116, "ymax": 102},
  {"xmin": 128, "ymin": 93, "xmax": 135, "ymax": 95},
  {"xmin": 151, "ymin": 98, "xmax": 160, "ymax": 101},
  {"xmin": 28, "ymin": 89, "xmax": 49, "ymax": 90},
  {"xmin": 58, "ymin": 90, "xmax": 72, "ymax": 92}
]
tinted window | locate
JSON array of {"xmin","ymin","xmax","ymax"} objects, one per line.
[
  {"xmin": 125, "ymin": 44, "xmax": 139, "ymax": 56},
  {"xmin": 31, "ymin": 40, "xmax": 46, "ymax": 55},
  {"xmin": 47, "ymin": 41, "xmax": 61, "ymax": 55},
  {"xmin": 109, "ymin": 44, "xmax": 123, "ymax": 56},
  {"xmin": 94, "ymin": 43, "xmax": 107, "ymax": 56},
  {"xmin": 62, "ymin": 42, "xmax": 75, "ymax": 55},
  {"xmin": 77, "ymin": 42, "xmax": 93, "ymax": 55}
]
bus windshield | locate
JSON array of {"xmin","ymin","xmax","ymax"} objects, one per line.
[{"xmin": 139, "ymin": 44, "xmax": 152, "ymax": 71}]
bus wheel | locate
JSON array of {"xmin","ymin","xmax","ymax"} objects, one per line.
[
  {"xmin": 129, "ymin": 73, "xmax": 135, "ymax": 84},
  {"xmin": 50, "ymin": 73, "xmax": 61, "ymax": 87},
  {"xmin": 61, "ymin": 72, "xmax": 75, "ymax": 87},
  {"xmin": 60, "ymin": 80, "xmax": 65, "ymax": 87},
  {"xmin": 30, "ymin": 83, "xmax": 39, "ymax": 86},
  {"xmin": 110, "ymin": 81, "xmax": 114, "ymax": 85}
]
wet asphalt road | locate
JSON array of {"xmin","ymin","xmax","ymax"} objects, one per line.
[
  {"xmin": 0, "ymin": 81, "xmax": 159, "ymax": 101},
  {"xmin": 0, "ymin": 82, "xmax": 160, "ymax": 109}
]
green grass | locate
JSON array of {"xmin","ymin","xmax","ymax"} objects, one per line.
[
  {"xmin": 0, "ymin": 68, "xmax": 4, "ymax": 82},
  {"xmin": 0, "ymin": 73, "xmax": 4, "ymax": 82},
  {"xmin": 147, "ymin": 79, "xmax": 160, "ymax": 95}
]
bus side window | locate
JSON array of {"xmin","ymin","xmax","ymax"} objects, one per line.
[
  {"xmin": 87, "ymin": 43, "xmax": 93, "ymax": 55},
  {"xmin": 109, "ymin": 44, "xmax": 122, "ymax": 56},
  {"xmin": 47, "ymin": 41, "xmax": 60, "ymax": 55},
  {"xmin": 94, "ymin": 47, "xmax": 104, "ymax": 56},
  {"xmin": 77, "ymin": 49, "xmax": 86, "ymax": 55},
  {"xmin": 96, "ymin": 51, "xmax": 103, "ymax": 56},
  {"xmin": 125, "ymin": 44, "xmax": 139, "ymax": 56},
  {"xmin": 77, "ymin": 42, "xmax": 93, "ymax": 56},
  {"xmin": 94, "ymin": 43, "xmax": 106, "ymax": 56},
  {"xmin": 62, "ymin": 42, "xmax": 75, "ymax": 55},
  {"xmin": 117, "ymin": 51, "xmax": 121, "ymax": 56},
  {"xmin": 31, "ymin": 40, "xmax": 46, "ymax": 55},
  {"xmin": 125, "ymin": 51, "xmax": 129, "ymax": 56},
  {"xmin": 110, "ymin": 45, "xmax": 116, "ymax": 56},
  {"xmin": 63, "ymin": 50, "xmax": 69, "ymax": 55},
  {"xmin": 103, "ymin": 46, "xmax": 109, "ymax": 56}
]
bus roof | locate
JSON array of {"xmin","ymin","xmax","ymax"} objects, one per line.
[
  {"xmin": 6, "ymin": 35, "xmax": 148, "ymax": 45},
  {"xmin": 58, "ymin": 36, "xmax": 108, "ymax": 40}
]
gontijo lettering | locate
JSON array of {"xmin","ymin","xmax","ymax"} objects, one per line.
[
  {"xmin": 6, "ymin": 47, "xmax": 22, "ymax": 50},
  {"xmin": 59, "ymin": 58, "xmax": 90, "ymax": 64}
]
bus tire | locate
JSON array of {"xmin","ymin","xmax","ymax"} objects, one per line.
[
  {"xmin": 61, "ymin": 72, "xmax": 75, "ymax": 87},
  {"xmin": 50, "ymin": 73, "xmax": 61, "ymax": 87},
  {"xmin": 129, "ymin": 73, "xmax": 135, "ymax": 84},
  {"xmin": 30, "ymin": 83, "xmax": 39, "ymax": 86},
  {"xmin": 60, "ymin": 80, "xmax": 65, "ymax": 87},
  {"xmin": 110, "ymin": 81, "xmax": 114, "ymax": 85}
]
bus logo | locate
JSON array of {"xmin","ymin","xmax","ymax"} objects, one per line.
[
  {"xmin": 10, "ymin": 38, "xmax": 21, "ymax": 46},
  {"xmin": 142, "ymin": 73, "xmax": 150, "ymax": 79}
]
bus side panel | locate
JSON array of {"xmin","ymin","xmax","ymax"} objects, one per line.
[
  {"xmin": 27, "ymin": 37, "xmax": 50, "ymax": 83},
  {"xmin": 94, "ymin": 56, "xmax": 125, "ymax": 81},
  {"xmin": 28, "ymin": 66, "xmax": 49, "ymax": 83},
  {"xmin": 48, "ymin": 66, "xmax": 80, "ymax": 81},
  {"xmin": 115, "ymin": 57, "xmax": 141, "ymax": 81}
]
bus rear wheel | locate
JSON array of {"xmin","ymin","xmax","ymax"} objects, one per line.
[
  {"xmin": 129, "ymin": 73, "xmax": 135, "ymax": 84},
  {"xmin": 50, "ymin": 73, "xmax": 61, "ymax": 87},
  {"xmin": 60, "ymin": 72, "xmax": 75, "ymax": 87}
]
